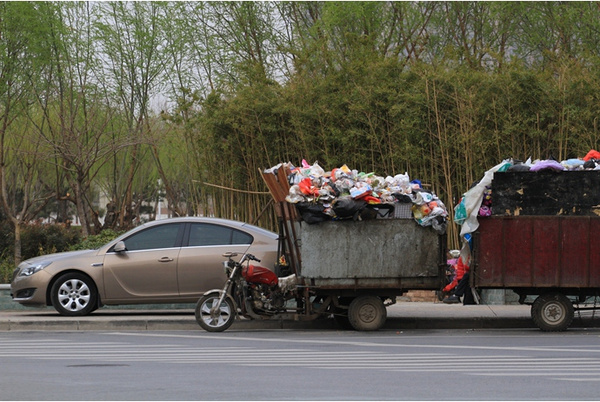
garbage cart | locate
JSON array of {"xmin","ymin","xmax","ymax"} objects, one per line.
[
  {"xmin": 257, "ymin": 164, "xmax": 448, "ymax": 331},
  {"xmin": 298, "ymin": 218, "xmax": 446, "ymax": 330},
  {"xmin": 471, "ymin": 170, "xmax": 600, "ymax": 331}
]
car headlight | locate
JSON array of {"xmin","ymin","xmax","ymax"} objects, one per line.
[{"xmin": 19, "ymin": 261, "xmax": 52, "ymax": 277}]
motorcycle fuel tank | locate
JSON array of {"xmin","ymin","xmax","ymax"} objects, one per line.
[{"xmin": 242, "ymin": 265, "xmax": 278, "ymax": 286}]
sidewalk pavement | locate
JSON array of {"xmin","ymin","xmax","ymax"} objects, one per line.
[{"xmin": 3, "ymin": 302, "xmax": 599, "ymax": 332}]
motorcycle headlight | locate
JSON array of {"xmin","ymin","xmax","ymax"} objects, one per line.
[{"xmin": 19, "ymin": 261, "xmax": 52, "ymax": 277}]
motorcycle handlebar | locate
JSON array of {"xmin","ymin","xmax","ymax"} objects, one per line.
[
  {"xmin": 225, "ymin": 252, "xmax": 261, "ymax": 264},
  {"xmin": 243, "ymin": 253, "xmax": 260, "ymax": 263}
]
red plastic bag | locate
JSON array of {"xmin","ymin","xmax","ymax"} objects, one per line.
[
  {"xmin": 583, "ymin": 149, "xmax": 600, "ymax": 161},
  {"xmin": 298, "ymin": 178, "xmax": 319, "ymax": 196}
]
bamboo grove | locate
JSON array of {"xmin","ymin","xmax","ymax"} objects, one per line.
[{"xmin": 2, "ymin": 1, "xmax": 600, "ymax": 263}]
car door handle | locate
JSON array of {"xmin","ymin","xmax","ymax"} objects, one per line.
[{"xmin": 158, "ymin": 257, "xmax": 174, "ymax": 262}]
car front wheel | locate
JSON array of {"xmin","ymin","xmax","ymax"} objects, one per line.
[{"xmin": 50, "ymin": 273, "xmax": 98, "ymax": 316}]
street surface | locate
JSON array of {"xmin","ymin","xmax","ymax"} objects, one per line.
[{"xmin": 1, "ymin": 328, "xmax": 599, "ymax": 401}]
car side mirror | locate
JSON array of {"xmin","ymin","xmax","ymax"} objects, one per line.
[{"xmin": 114, "ymin": 241, "xmax": 127, "ymax": 253}]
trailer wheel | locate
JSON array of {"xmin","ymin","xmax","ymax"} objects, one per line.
[
  {"xmin": 531, "ymin": 292, "xmax": 574, "ymax": 332},
  {"xmin": 348, "ymin": 295, "xmax": 387, "ymax": 331}
]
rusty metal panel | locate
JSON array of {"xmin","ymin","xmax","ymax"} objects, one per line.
[
  {"xmin": 590, "ymin": 219, "xmax": 600, "ymax": 286},
  {"xmin": 475, "ymin": 216, "xmax": 600, "ymax": 289},
  {"xmin": 532, "ymin": 219, "xmax": 559, "ymax": 286},
  {"xmin": 308, "ymin": 276, "xmax": 442, "ymax": 290},
  {"xmin": 559, "ymin": 219, "xmax": 590, "ymax": 287},
  {"xmin": 504, "ymin": 218, "xmax": 532, "ymax": 286},
  {"xmin": 299, "ymin": 219, "xmax": 443, "ymax": 284},
  {"xmin": 476, "ymin": 218, "xmax": 504, "ymax": 285}
]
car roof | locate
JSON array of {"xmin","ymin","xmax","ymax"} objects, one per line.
[{"xmin": 133, "ymin": 217, "xmax": 277, "ymax": 238}]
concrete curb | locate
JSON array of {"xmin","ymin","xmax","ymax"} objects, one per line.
[
  {"xmin": 1, "ymin": 303, "xmax": 598, "ymax": 332},
  {"xmin": 0, "ymin": 310, "xmax": 535, "ymax": 332},
  {"xmin": 0, "ymin": 317, "xmax": 536, "ymax": 332}
]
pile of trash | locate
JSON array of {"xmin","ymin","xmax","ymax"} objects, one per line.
[
  {"xmin": 502, "ymin": 151, "xmax": 600, "ymax": 172},
  {"xmin": 454, "ymin": 150, "xmax": 600, "ymax": 237},
  {"xmin": 265, "ymin": 160, "xmax": 448, "ymax": 234}
]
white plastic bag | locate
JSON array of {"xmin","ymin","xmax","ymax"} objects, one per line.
[{"xmin": 460, "ymin": 159, "xmax": 511, "ymax": 236}]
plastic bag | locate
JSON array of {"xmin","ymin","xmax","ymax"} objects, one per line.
[
  {"xmin": 460, "ymin": 159, "xmax": 510, "ymax": 236},
  {"xmin": 478, "ymin": 205, "xmax": 491, "ymax": 217},
  {"xmin": 295, "ymin": 202, "xmax": 330, "ymax": 224},
  {"xmin": 454, "ymin": 197, "xmax": 467, "ymax": 225},
  {"xmin": 529, "ymin": 159, "xmax": 565, "ymax": 172},
  {"xmin": 285, "ymin": 185, "xmax": 305, "ymax": 203},
  {"xmin": 332, "ymin": 197, "xmax": 367, "ymax": 220},
  {"xmin": 298, "ymin": 177, "xmax": 319, "ymax": 196}
]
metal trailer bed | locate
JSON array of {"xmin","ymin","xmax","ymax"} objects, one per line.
[
  {"xmin": 299, "ymin": 219, "xmax": 445, "ymax": 292},
  {"xmin": 291, "ymin": 218, "xmax": 446, "ymax": 331},
  {"xmin": 472, "ymin": 170, "xmax": 600, "ymax": 331}
]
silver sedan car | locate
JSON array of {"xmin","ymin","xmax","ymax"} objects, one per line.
[{"xmin": 11, "ymin": 217, "xmax": 278, "ymax": 316}]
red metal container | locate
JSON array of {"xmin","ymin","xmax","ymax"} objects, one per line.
[{"xmin": 474, "ymin": 216, "xmax": 600, "ymax": 289}]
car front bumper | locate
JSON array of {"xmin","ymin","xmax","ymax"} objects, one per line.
[{"xmin": 10, "ymin": 271, "xmax": 51, "ymax": 306}]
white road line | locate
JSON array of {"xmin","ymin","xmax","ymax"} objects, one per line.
[
  {"xmin": 550, "ymin": 378, "xmax": 600, "ymax": 382},
  {"xmin": 4, "ymin": 336, "xmax": 600, "ymax": 380},
  {"xmin": 470, "ymin": 372, "xmax": 600, "ymax": 377},
  {"xmin": 106, "ymin": 332, "xmax": 600, "ymax": 354}
]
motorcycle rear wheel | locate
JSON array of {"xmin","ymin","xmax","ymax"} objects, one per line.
[{"xmin": 195, "ymin": 293, "xmax": 236, "ymax": 332}]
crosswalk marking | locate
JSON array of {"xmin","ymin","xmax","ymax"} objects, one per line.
[{"xmin": 2, "ymin": 337, "xmax": 600, "ymax": 380}]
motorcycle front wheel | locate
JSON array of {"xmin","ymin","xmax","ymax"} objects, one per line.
[{"xmin": 195, "ymin": 293, "xmax": 236, "ymax": 332}]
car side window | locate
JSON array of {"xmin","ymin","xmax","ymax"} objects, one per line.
[
  {"xmin": 231, "ymin": 228, "xmax": 253, "ymax": 245},
  {"xmin": 188, "ymin": 223, "xmax": 253, "ymax": 246},
  {"xmin": 123, "ymin": 223, "xmax": 184, "ymax": 251}
]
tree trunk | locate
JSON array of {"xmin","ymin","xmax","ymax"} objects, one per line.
[{"xmin": 13, "ymin": 219, "xmax": 22, "ymax": 266}]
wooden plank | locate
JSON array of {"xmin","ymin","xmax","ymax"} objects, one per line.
[{"xmin": 261, "ymin": 171, "xmax": 287, "ymax": 204}]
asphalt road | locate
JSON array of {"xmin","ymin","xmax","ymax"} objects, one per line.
[{"xmin": 1, "ymin": 328, "xmax": 600, "ymax": 401}]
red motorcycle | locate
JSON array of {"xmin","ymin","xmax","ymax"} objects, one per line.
[{"xmin": 195, "ymin": 252, "xmax": 299, "ymax": 332}]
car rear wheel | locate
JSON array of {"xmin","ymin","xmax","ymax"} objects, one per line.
[{"xmin": 50, "ymin": 273, "xmax": 98, "ymax": 316}]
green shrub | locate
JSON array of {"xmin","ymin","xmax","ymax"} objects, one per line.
[
  {"xmin": 20, "ymin": 224, "xmax": 81, "ymax": 259},
  {"xmin": 1, "ymin": 222, "xmax": 82, "ymax": 263},
  {"xmin": 0, "ymin": 226, "xmax": 124, "ymax": 284},
  {"xmin": 0, "ymin": 253, "xmax": 14, "ymax": 283}
]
